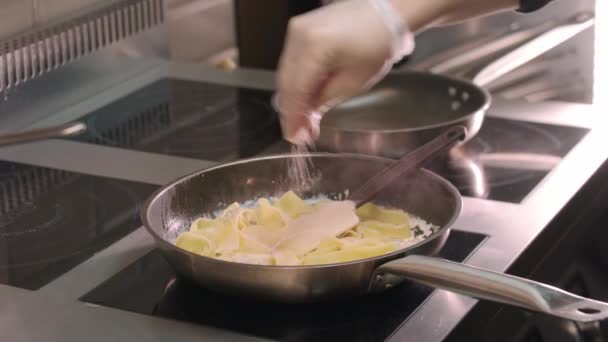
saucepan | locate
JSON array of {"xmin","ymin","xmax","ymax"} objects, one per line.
[
  {"xmin": 141, "ymin": 153, "xmax": 608, "ymax": 322},
  {"xmin": 315, "ymin": 12, "xmax": 594, "ymax": 158}
]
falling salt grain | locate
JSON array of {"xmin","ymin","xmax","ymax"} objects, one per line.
[{"xmin": 288, "ymin": 144, "xmax": 314, "ymax": 192}]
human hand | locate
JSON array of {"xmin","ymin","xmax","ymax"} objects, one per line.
[
  {"xmin": 275, "ymin": 0, "xmax": 520, "ymax": 145},
  {"xmin": 274, "ymin": 0, "xmax": 416, "ymax": 145}
]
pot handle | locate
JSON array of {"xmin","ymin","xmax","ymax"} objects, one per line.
[
  {"xmin": 0, "ymin": 121, "xmax": 87, "ymax": 148},
  {"xmin": 371, "ymin": 255, "xmax": 608, "ymax": 322},
  {"xmin": 405, "ymin": 20, "xmax": 555, "ymax": 75},
  {"xmin": 471, "ymin": 12, "xmax": 594, "ymax": 87}
]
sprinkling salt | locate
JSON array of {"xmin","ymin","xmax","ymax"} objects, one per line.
[{"xmin": 287, "ymin": 143, "xmax": 315, "ymax": 192}]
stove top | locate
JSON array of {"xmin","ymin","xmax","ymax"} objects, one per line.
[
  {"xmin": 80, "ymin": 229, "xmax": 486, "ymax": 342},
  {"xmin": 70, "ymin": 78, "xmax": 588, "ymax": 204},
  {"xmin": 0, "ymin": 161, "xmax": 157, "ymax": 290},
  {"xmin": 262, "ymin": 118, "xmax": 589, "ymax": 203},
  {"xmin": 431, "ymin": 118, "xmax": 589, "ymax": 203},
  {"xmin": 71, "ymin": 79, "xmax": 281, "ymax": 161}
]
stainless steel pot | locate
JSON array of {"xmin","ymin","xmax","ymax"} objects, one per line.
[
  {"xmin": 315, "ymin": 13, "xmax": 594, "ymax": 158},
  {"xmin": 141, "ymin": 153, "xmax": 608, "ymax": 322}
]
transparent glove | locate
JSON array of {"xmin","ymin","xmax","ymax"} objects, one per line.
[{"xmin": 274, "ymin": 0, "xmax": 415, "ymax": 145}]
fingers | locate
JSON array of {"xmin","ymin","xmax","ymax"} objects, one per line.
[
  {"xmin": 273, "ymin": 0, "xmax": 407, "ymax": 145},
  {"xmin": 275, "ymin": 18, "xmax": 332, "ymax": 144},
  {"xmin": 316, "ymin": 73, "xmax": 362, "ymax": 111},
  {"xmin": 277, "ymin": 109, "xmax": 322, "ymax": 146}
]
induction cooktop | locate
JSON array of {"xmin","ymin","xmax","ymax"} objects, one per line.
[
  {"xmin": 70, "ymin": 79, "xmax": 281, "ymax": 161},
  {"xmin": 260, "ymin": 118, "xmax": 589, "ymax": 203},
  {"xmin": 69, "ymin": 78, "xmax": 589, "ymax": 204},
  {"xmin": 80, "ymin": 229, "xmax": 486, "ymax": 342},
  {"xmin": 0, "ymin": 160, "xmax": 157, "ymax": 290}
]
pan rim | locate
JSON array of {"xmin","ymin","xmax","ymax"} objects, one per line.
[
  {"xmin": 318, "ymin": 71, "xmax": 492, "ymax": 134},
  {"xmin": 141, "ymin": 152, "xmax": 462, "ymax": 270}
]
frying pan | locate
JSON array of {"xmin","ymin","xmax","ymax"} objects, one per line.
[
  {"xmin": 142, "ymin": 153, "xmax": 608, "ymax": 322},
  {"xmin": 315, "ymin": 12, "xmax": 594, "ymax": 158}
]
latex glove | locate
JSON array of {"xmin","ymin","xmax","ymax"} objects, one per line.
[
  {"xmin": 274, "ymin": 0, "xmax": 415, "ymax": 145},
  {"xmin": 274, "ymin": 0, "xmax": 521, "ymax": 145}
]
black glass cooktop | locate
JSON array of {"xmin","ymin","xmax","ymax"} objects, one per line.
[
  {"xmin": 70, "ymin": 78, "xmax": 281, "ymax": 161},
  {"xmin": 69, "ymin": 78, "xmax": 589, "ymax": 204},
  {"xmin": 80, "ymin": 230, "xmax": 485, "ymax": 342},
  {"xmin": 261, "ymin": 118, "xmax": 589, "ymax": 204},
  {"xmin": 0, "ymin": 161, "xmax": 156, "ymax": 290},
  {"xmin": 431, "ymin": 118, "xmax": 589, "ymax": 203}
]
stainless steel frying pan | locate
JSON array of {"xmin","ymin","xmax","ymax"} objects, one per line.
[
  {"xmin": 141, "ymin": 153, "xmax": 608, "ymax": 322},
  {"xmin": 316, "ymin": 12, "xmax": 594, "ymax": 158}
]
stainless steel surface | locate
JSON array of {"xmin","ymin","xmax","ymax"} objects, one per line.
[
  {"xmin": 316, "ymin": 12, "xmax": 593, "ymax": 159},
  {"xmin": 374, "ymin": 255, "xmax": 608, "ymax": 322},
  {"xmin": 407, "ymin": 20, "xmax": 556, "ymax": 75},
  {"xmin": 0, "ymin": 61, "xmax": 604, "ymax": 341},
  {"xmin": 0, "ymin": 39, "xmax": 167, "ymax": 138},
  {"xmin": 408, "ymin": 0, "xmax": 596, "ymax": 104},
  {"xmin": 349, "ymin": 125, "xmax": 467, "ymax": 207},
  {"xmin": 487, "ymin": 60, "xmax": 586, "ymax": 103},
  {"xmin": 142, "ymin": 154, "xmax": 459, "ymax": 301},
  {"xmin": 409, "ymin": 13, "xmax": 593, "ymax": 82},
  {"xmin": 166, "ymin": 0, "xmax": 233, "ymax": 63},
  {"xmin": 470, "ymin": 12, "xmax": 594, "ymax": 87},
  {"xmin": 0, "ymin": 121, "xmax": 85, "ymax": 147},
  {"xmin": 0, "ymin": 0, "xmax": 165, "ymax": 92}
]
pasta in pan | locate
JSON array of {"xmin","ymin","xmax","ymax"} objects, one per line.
[{"xmin": 174, "ymin": 191, "xmax": 438, "ymax": 266}]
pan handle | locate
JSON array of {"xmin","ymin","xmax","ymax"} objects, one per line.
[
  {"xmin": 0, "ymin": 121, "xmax": 87, "ymax": 148},
  {"xmin": 371, "ymin": 255, "xmax": 608, "ymax": 322},
  {"xmin": 471, "ymin": 12, "xmax": 594, "ymax": 87},
  {"xmin": 405, "ymin": 20, "xmax": 556, "ymax": 75}
]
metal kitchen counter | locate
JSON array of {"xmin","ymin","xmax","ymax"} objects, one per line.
[{"xmin": 1, "ymin": 61, "xmax": 607, "ymax": 341}]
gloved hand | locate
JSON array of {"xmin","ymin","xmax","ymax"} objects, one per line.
[
  {"xmin": 274, "ymin": 0, "xmax": 416, "ymax": 145},
  {"xmin": 274, "ymin": 0, "xmax": 520, "ymax": 145}
]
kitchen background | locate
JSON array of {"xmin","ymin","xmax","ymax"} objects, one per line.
[
  {"xmin": 1, "ymin": 1, "xmax": 607, "ymax": 341},
  {"xmin": 0, "ymin": 0, "xmax": 599, "ymax": 104}
]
